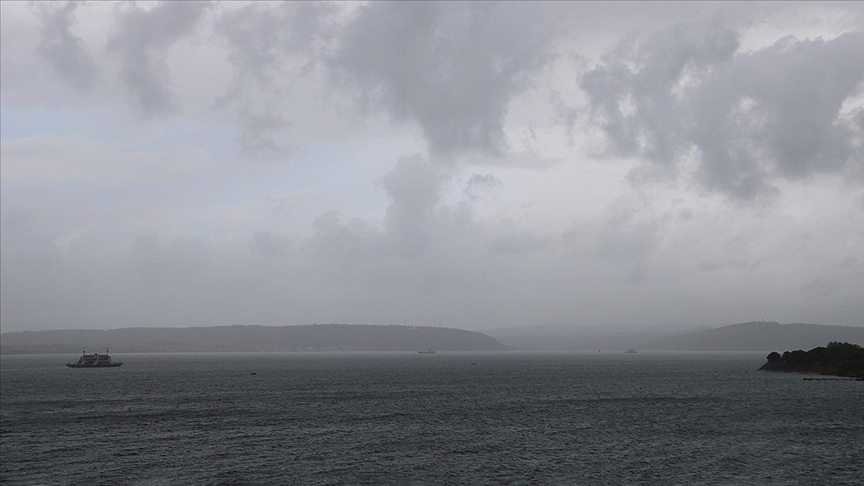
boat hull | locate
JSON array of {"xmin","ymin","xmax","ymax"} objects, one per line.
[{"xmin": 66, "ymin": 363, "xmax": 123, "ymax": 368}]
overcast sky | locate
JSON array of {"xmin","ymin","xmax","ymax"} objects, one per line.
[{"xmin": 1, "ymin": 1, "xmax": 863, "ymax": 333}]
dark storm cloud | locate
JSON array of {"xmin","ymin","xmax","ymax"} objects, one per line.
[
  {"xmin": 330, "ymin": 1, "xmax": 564, "ymax": 157},
  {"xmin": 691, "ymin": 32, "xmax": 864, "ymax": 195},
  {"xmin": 107, "ymin": 1, "xmax": 212, "ymax": 115},
  {"xmin": 464, "ymin": 173, "xmax": 501, "ymax": 200},
  {"xmin": 34, "ymin": 2, "xmax": 97, "ymax": 90},
  {"xmin": 581, "ymin": 18, "xmax": 740, "ymax": 166},
  {"xmin": 582, "ymin": 20, "xmax": 864, "ymax": 199},
  {"xmin": 214, "ymin": 2, "xmax": 337, "ymax": 158},
  {"xmin": 216, "ymin": 1, "xmax": 335, "ymax": 85}
]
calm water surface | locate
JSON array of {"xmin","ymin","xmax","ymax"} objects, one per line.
[{"xmin": 1, "ymin": 352, "xmax": 862, "ymax": 485}]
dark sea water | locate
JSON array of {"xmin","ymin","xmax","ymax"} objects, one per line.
[{"xmin": 2, "ymin": 352, "xmax": 862, "ymax": 485}]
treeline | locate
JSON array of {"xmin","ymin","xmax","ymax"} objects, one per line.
[{"xmin": 759, "ymin": 342, "xmax": 864, "ymax": 378}]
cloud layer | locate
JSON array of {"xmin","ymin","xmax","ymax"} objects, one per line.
[
  {"xmin": 1, "ymin": 1, "xmax": 862, "ymax": 332},
  {"xmin": 582, "ymin": 18, "xmax": 864, "ymax": 199},
  {"xmin": 330, "ymin": 2, "xmax": 565, "ymax": 156}
]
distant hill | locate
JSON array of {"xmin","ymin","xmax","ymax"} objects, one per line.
[
  {"xmin": 485, "ymin": 323, "xmax": 711, "ymax": 351},
  {"xmin": 0, "ymin": 324, "xmax": 505, "ymax": 354},
  {"xmin": 483, "ymin": 321, "xmax": 863, "ymax": 351},
  {"xmin": 641, "ymin": 322, "xmax": 864, "ymax": 352},
  {"xmin": 487, "ymin": 326, "xmax": 667, "ymax": 351}
]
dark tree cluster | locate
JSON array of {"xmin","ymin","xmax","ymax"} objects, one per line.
[{"xmin": 760, "ymin": 342, "xmax": 864, "ymax": 378}]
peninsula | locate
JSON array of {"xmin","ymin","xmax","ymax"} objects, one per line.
[
  {"xmin": 759, "ymin": 342, "xmax": 864, "ymax": 379},
  {"xmin": 0, "ymin": 324, "xmax": 505, "ymax": 354}
]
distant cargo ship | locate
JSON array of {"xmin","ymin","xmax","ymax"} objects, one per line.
[
  {"xmin": 418, "ymin": 349, "xmax": 436, "ymax": 354},
  {"xmin": 66, "ymin": 348, "xmax": 123, "ymax": 368}
]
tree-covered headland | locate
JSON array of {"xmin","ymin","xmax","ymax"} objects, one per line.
[{"xmin": 759, "ymin": 342, "xmax": 864, "ymax": 379}]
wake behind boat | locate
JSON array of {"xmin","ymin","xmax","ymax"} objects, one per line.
[{"xmin": 66, "ymin": 348, "xmax": 123, "ymax": 368}]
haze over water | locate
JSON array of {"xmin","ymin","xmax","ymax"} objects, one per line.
[
  {"xmin": 3, "ymin": 2, "xmax": 862, "ymax": 483},
  {"xmin": 2, "ymin": 352, "xmax": 862, "ymax": 484}
]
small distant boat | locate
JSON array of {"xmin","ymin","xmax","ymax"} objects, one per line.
[
  {"xmin": 66, "ymin": 348, "xmax": 123, "ymax": 368},
  {"xmin": 418, "ymin": 349, "xmax": 436, "ymax": 354},
  {"xmin": 625, "ymin": 349, "xmax": 638, "ymax": 354}
]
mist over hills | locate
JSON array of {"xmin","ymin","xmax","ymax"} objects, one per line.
[
  {"xmin": 0, "ymin": 324, "xmax": 504, "ymax": 354},
  {"xmin": 641, "ymin": 322, "xmax": 864, "ymax": 352},
  {"xmin": 487, "ymin": 322, "xmax": 863, "ymax": 351},
  {"xmin": 2, "ymin": 322, "xmax": 860, "ymax": 355}
]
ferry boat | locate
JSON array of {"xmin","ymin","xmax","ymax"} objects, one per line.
[{"xmin": 66, "ymin": 348, "xmax": 123, "ymax": 368}]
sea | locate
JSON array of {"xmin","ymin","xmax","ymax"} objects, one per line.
[{"xmin": 1, "ymin": 351, "xmax": 862, "ymax": 485}]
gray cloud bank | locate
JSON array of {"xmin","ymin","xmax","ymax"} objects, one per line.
[
  {"xmin": 107, "ymin": 1, "xmax": 212, "ymax": 115},
  {"xmin": 330, "ymin": 2, "xmax": 565, "ymax": 157},
  {"xmin": 582, "ymin": 20, "xmax": 864, "ymax": 199},
  {"xmin": 2, "ymin": 2, "xmax": 863, "ymax": 332},
  {"xmin": 35, "ymin": 2, "xmax": 97, "ymax": 90}
]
